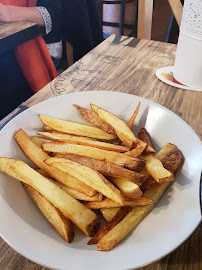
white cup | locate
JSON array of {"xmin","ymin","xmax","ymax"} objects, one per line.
[{"xmin": 173, "ymin": 0, "xmax": 202, "ymax": 89}]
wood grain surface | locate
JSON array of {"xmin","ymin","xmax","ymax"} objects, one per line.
[
  {"xmin": 0, "ymin": 21, "xmax": 40, "ymax": 55},
  {"xmin": 0, "ymin": 34, "xmax": 201, "ymax": 270},
  {"xmin": 0, "ymin": 21, "xmax": 35, "ymax": 39}
]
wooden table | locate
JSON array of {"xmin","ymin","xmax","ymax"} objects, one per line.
[{"xmin": 0, "ymin": 34, "xmax": 201, "ymax": 270}]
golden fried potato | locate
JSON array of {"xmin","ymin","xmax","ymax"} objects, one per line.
[
  {"xmin": 88, "ymin": 206, "xmax": 132, "ymax": 245},
  {"xmin": 31, "ymin": 137, "xmax": 52, "ymax": 147},
  {"xmin": 82, "ymin": 197, "xmax": 154, "ymax": 209},
  {"xmin": 144, "ymin": 155, "xmax": 174, "ymax": 184},
  {"xmin": 38, "ymin": 132, "xmax": 128, "ymax": 152},
  {"xmin": 124, "ymin": 143, "xmax": 146, "ymax": 158},
  {"xmin": 127, "ymin": 102, "xmax": 140, "ymax": 128},
  {"xmin": 36, "ymin": 169, "xmax": 103, "ymax": 202},
  {"xmin": 91, "ymin": 104, "xmax": 138, "ymax": 148},
  {"xmin": 74, "ymin": 104, "xmax": 116, "ymax": 135},
  {"xmin": 15, "ymin": 130, "xmax": 97, "ymax": 196},
  {"xmin": 11, "ymin": 160, "xmax": 99, "ymax": 236},
  {"xmin": 97, "ymin": 144, "xmax": 183, "ymax": 251},
  {"xmin": 39, "ymin": 115, "xmax": 116, "ymax": 140},
  {"xmin": 53, "ymin": 154, "xmax": 145, "ymax": 182},
  {"xmin": 23, "ymin": 183, "xmax": 74, "ymax": 243},
  {"xmin": 100, "ymin": 208, "xmax": 120, "ymax": 221},
  {"xmin": 45, "ymin": 157, "xmax": 125, "ymax": 205},
  {"xmin": 109, "ymin": 177, "xmax": 143, "ymax": 199},
  {"xmin": 42, "ymin": 142, "xmax": 145, "ymax": 171},
  {"xmin": 138, "ymin": 128, "xmax": 154, "ymax": 148}
]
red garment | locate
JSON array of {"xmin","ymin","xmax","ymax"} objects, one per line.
[{"xmin": 2, "ymin": 0, "xmax": 57, "ymax": 93}]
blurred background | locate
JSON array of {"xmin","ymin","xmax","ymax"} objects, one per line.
[
  {"xmin": 98, "ymin": 0, "xmax": 179, "ymax": 42},
  {"xmin": 58, "ymin": 0, "xmax": 181, "ymax": 73}
]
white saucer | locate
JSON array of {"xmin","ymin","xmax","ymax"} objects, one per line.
[{"xmin": 156, "ymin": 66, "xmax": 202, "ymax": 92}]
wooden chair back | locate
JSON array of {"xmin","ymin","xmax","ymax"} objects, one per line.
[
  {"xmin": 168, "ymin": 0, "xmax": 183, "ymax": 27},
  {"xmin": 66, "ymin": 41, "xmax": 74, "ymax": 68},
  {"xmin": 137, "ymin": 0, "xmax": 154, "ymax": 40}
]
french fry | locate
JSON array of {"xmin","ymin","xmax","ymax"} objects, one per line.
[
  {"xmin": 137, "ymin": 139, "xmax": 156, "ymax": 155},
  {"xmin": 35, "ymin": 168, "xmax": 51, "ymax": 178},
  {"xmin": 158, "ymin": 144, "xmax": 184, "ymax": 173},
  {"xmin": 88, "ymin": 206, "xmax": 132, "ymax": 245},
  {"xmin": 98, "ymin": 185, "xmax": 165, "ymax": 251},
  {"xmin": 124, "ymin": 143, "xmax": 146, "ymax": 158},
  {"xmin": 23, "ymin": 183, "xmax": 74, "ymax": 243},
  {"xmin": 45, "ymin": 157, "xmax": 125, "ymax": 205},
  {"xmin": 10, "ymin": 160, "xmax": 99, "ymax": 236},
  {"xmin": 116, "ymin": 103, "xmax": 155, "ymax": 155},
  {"xmin": 138, "ymin": 165, "xmax": 155, "ymax": 191},
  {"xmin": 144, "ymin": 155, "xmax": 174, "ymax": 184},
  {"xmin": 97, "ymin": 144, "xmax": 183, "ymax": 251},
  {"xmin": 73, "ymin": 104, "xmax": 116, "ymax": 135},
  {"xmin": 44, "ymin": 125, "xmax": 54, "ymax": 131},
  {"xmin": 39, "ymin": 132, "xmax": 97, "ymax": 141},
  {"xmin": 0, "ymin": 158, "xmax": 98, "ymax": 237},
  {"xmin": 0, "ymin": 158, "xmax": 19, "ymax": 178},
  {"xmin": 42, "ymin": 142, "xmax": 145, "ymax": 171},
  {"xmin": 109, "ymin": 177, "xmax": 143, "ymax": 199},
  {"xmin": 48, "ymin": 178, "xmax": 103, "ymax": 202},
  {"xmin": 51, "ymin": 131, "xmax": 97, "ymax": 140},
  {"xmin": 139, "ymin": 167, "xmax": 150, "ymax": 178},
  {"xmin": 154, "ymin": 143, "xmax": 177, "ymax": 161},
  {"xmin": 31, "ymin": 137, "xmax": 52, "ymax": 147},
  {"xmin": 39, "ymin": 115, "xmax": 116, "ymax": 140},
  {"xmin": 140, "ymin": 143, "xmax": 183, "ymax": 192},
  {"xmin": 38, "ymin": 132, "xmax": 129, "ymax": 152},
  {"xmin": 0, "ymin": 158, "xmax": 75, "ymax": 242},
  {"xmin": 118, "ymin": 103, "xmax": 140, "ymax": 145},
  {"xmin": 100, "ymin": 208, "xmax": 120, "ymax": 221},
  {"xmin": 140, "ymin": 144, "xmax": 183, "ymax": 192},
  {"xmin": 137, "ymin": 128, "xmax": 156, "ymax": 155},
  {"xmin": 138, "ymin": 128, "xmax": 154, "ymax": 148},
  {"xmin": 15, "ymin": 129, "xmax": 97, "ymax": 197},
  {"xmin": 90, "ymin": 104, "xmax": 138, "ymax": 148},
  {"xmin": 35, "ymin": 169, "xmax": 103, "ymax": 202},
  {"xmin": 140, "ymin": 176, "xmax": 157, "ymax": 192},
  {"xmin": 82, "ymin": 197, "xmax": 154, "ymax": 209},
  {"xmin": 127, "ymin": 102, "xmax": 140, "ymax": 128},
  {"xmin": 53, "ymin": 154, "xmax": 145, "ymax": 182}
]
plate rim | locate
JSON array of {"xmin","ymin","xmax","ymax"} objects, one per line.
[{"xmin": 1, "ymin": 91, "xmax": 202, "ymax": 144}]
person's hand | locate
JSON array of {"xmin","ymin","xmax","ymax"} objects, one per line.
[{"xmin": 0, "ymin": 3, "xmax": 11, "ymax": 22}]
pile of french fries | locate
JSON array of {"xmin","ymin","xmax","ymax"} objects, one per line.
[{"xmin": 0, "ymin": 102, "xmax": 184, "ymax": 251}]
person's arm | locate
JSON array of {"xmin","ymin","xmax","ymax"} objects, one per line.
[
  {"xmin": 0, "ymin": 3, "xmax": 44, "ymax": 26},
  {"xmin": 37, "ymin": 0, "xmax": 62, "ymax": 42}
]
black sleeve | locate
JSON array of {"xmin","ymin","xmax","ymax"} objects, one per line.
[
  {"xmin": 37, "ymin": 0, "xmax": 62, "ymax": 44},
  {"xmin": 62, "ymin": 0, "xmax": 103, "ymax": 61}
]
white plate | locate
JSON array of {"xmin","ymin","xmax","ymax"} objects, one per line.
[{"xmin": 0, "ymin": 91, "xmax": 201, "ymax": 270}]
